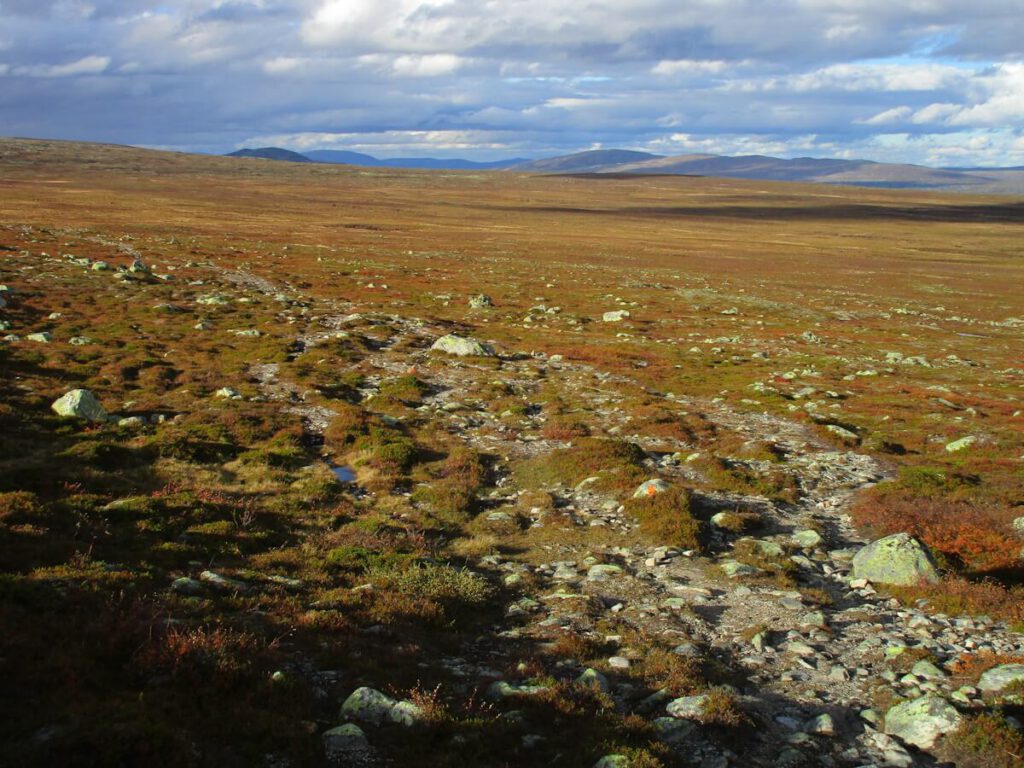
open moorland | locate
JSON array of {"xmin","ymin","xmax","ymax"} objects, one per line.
[{"xmin": 1, "ymin": 137, "xmax": 1023, "ymax": 768}]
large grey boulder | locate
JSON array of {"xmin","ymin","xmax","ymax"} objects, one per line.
[
  {"xmin": 978, "ymin": 664, "xmax": 1024, "ymax": 695},
  {"xmin": 884, "ymin": 696, "xmax": 961, "ymax": 749},
  {"xmin": 430, "ymin": 334, "xmax": 495, "ymax": 357},
  {"xmin": 852, "ymin": 533, "xmax": 940, "ymax": 586},
  {"xmin": 51, "ymin": 389, "xmax": 107, "ymax": 422}
]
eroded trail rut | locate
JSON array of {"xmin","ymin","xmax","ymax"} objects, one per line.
[{"xmin": 245, "ymin": 296, "xmax": 1024, "ymax": 768}]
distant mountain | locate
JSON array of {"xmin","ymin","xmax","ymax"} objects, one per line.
[
  {"xmin": 227, "ymin": 147, "xmax": 312, "ymax": 163},
  {"xmin": 303, "ymin": 149, "xmax": 380, "ymax": 165},
  {"xmin": 223, "ymin": 145, "xmax": 1024, "ymax": 193},
  {"xmin": 510, "ymin": 149, "xmax": 663, "ymax": 173},
  {"xmin": 511, "ymin": 150, "xmax": 1024, "ymax": 194},
  {"xmin": 305, "ymin": 150, "xmax": 527, "ymax": 170}
]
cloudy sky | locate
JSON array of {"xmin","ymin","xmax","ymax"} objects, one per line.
[{"xmin": 1, "ymin": 0, "xmax": 1022, "ymax": 166}]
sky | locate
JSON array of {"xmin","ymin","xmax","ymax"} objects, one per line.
[{"xmin": 0, "ymin": 0, "xmax": 1022, "ymax": 166}]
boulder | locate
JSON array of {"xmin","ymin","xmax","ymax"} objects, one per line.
[
  {"xmin": 884, "ymin": 696, "xmax": 961, "ymax": 749},
  {"xmin": 468, "ymin": 294, "xmax": 493, "ymax": 309},
  {"xmin": 602, "ymin": 310, "xmax": 630, "ymax": 322},
  {"xmin": 666, "ymin": 694, "xmax": 708, "ymax": 720},
  {"xmin": 322, "ymin": 723, "xmax": 373, "ymax": 761},
  {"xmin": 340, "ymin": 687, "xmax": 399, "ymax": 725},
  {"xmin": 978, "ymin": 663, "xmax": 1024, "ymax": 695},
  {"xmin": 430, "ymin": 334, "xmax": 496, "ymax": 357},
  {"xmin": 945, "ymin": 436, "xmax": 977, "ymax": 453},
  {"xmin": 793, "ymin": 529, "xmax": 823, "ymax": 548},
  {"xmin": 632, "ymin": 479, "xmax": 670, "ymax": 498},
  {"xmin": 51, "ymin": 389, "xmax": 107, "ymax": 422},
  {"xmin": 851, "ymin": 533, "xmax": 940, "ymax": 586}
]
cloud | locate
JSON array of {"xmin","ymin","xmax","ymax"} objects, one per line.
[
  {"xmin": 859, "ymin": 106, "xmax": 913, "ymax": 125},
  {"xmin": 391, "ymin": 53, "xmax": 466, "ymax": 78},
  {"xmin": 0, "ymin": 0, "xmax": 1020, "ymax": 166},
  {"xmin": 14, "ymin": 54, "xmax": 110, "ymax": 77}
]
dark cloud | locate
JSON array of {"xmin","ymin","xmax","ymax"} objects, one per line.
[{"xmin": 0, "ymin": 0, "xmax": 1020, "ymax": 165}]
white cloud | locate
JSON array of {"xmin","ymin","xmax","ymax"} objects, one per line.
[
  {"xmin": 391, "ymin": 53, "xmax": 465, "ymax": 78},
  {"xmin": 651, "ymin": 59, "xmax": 732, "ymax": 76},
  {"xmin": 15, "ymin": 54, "xmax": 110, "ymax": 77},
  {"xmin": 948, "ymin": 62, "xmax": 1024, "ymax": 126},
  {"xmin": 859, "ymin": 106, "xmax": 913, "ymax": 125},
  {"xmin": 911, "ymin": 102, "xmax": 959, "ymax": 123}
]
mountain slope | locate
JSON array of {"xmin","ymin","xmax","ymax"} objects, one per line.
[
  {"xmin": 510, "ymin": 149, "xmax": 663, "ymax": 173},
  {"xmin": 227, "ymin": 147, "xmax": 312, "ymax": 163},
  {"xmin": 517, "ymin": 150, "xmax": 1024, "ymax": 193}
]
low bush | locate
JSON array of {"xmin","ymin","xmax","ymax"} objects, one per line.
[{"xmin": 623, "ymin": 487, "xmax": 703, "ymax": 551}]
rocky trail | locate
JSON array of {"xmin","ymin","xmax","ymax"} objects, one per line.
[{"xmin": 239, "ymin": 287, "xmax": 1024, "ymax": 768}]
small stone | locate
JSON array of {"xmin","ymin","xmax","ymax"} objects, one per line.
[
  {"xmin": 26, "ymin": 332, "xmax": 52, "ymax": 343},
  {"xmin": 469, "ymin": 294, "xmax": 493, "ymax": 309},
  {"xmin": 215, "ymin": 387, "xmax": 242, "ymax": 399},
  {"xmin": 608, "ymin": 656, "xmax": 631, "ymax": 669},
  {"xmin": 602, "ymin": 310, "xmax": 631, "ymax": 322}
]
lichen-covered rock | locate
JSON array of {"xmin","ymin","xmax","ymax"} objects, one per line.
[
  {"xmin": 632, "ymin": 479, "xmax": 670, "ymax": 498},
  {"xmin": 468, "ymin": 294, "xmax": 493, "ymax": 309},
  {"xmin": 51, "ymin": 389, "xmax": 107, "ymax": 422},
  {"xmin": 322, "ymin": 723, "xmax": 374, "ymax": 762},
  {"xmin": 430, "ymin": 333, "xmax": 496, "ymax": 357},
  {"xmin": 852, "ymin": 533, "xmax": 940, "ymax": 586},
  {"xmin": 602, "ymin": 310, "xmax": 630, "ymax": 322},
  {"xmin": 793, "ymin": 529, "xmax": 823, "ymax": 548},
  {"xmin": 884, "ymin": 696, "xmax": 961, "ymax": 749},
  {"xmin": 575, "ymin": 668, "xmax": 610, "ymax": 692},
  {"xmin": 945, "ymin": 436, "xmax": 977, "ymax": 452},
  {"xmin": 666, "ymin": 694, "xmax": 708, "ymax": 720},
  {"xmin": 978, "ymin": 663, "xmax": 1024, "ymax": 695},
  {"xmin": 340, "ymin": 687, "xmax": 398, "ymax": 725},
  {"xmin": 592, "ymin": 756, "xmax": 629, "ymax": 768},
  {"xmin": 486, "ymin": 680, "xmax": 551, "ymax": 700}
]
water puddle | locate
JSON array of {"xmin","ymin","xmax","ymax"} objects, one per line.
[{"xmin": 330, "ymin": 465, "xmax": 356, "ymax": 483}]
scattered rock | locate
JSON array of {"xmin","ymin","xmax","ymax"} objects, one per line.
[
  {"xmin": 851, "ymin": 532, "xmax": 940, "ymax": 586},
  {"xmin": 51, "ymin": 389, "xmax": 108, "ymax": 422},
  {"xmin": 978, "ymin": 663, "xmax": 1024, "ymax": 695},
  {"xmin": 431, "ymin": 334, "xmax": 496, "ymax": 357},
  {"xmin": 339, "ymin": 687, "xmax": 423, "ymax": 727},
  {"xmin": 945, "ymin": 436, "xmax": 977, "ymax": 453},
  {"xmin": 602, "ymin": 310, "xmax": 630, "ymax": 322},
  {"xmin": 884, "ymin": 696, "xmax": 961, "ymax": 749},
  {"xmin": 469, "ymin": 294, "xmax": 493, "ymax": 309},
  {"xmin": 633, "ymin": 479, "xmax": 670, "ymax": 498}
]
